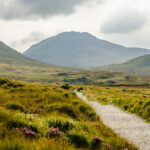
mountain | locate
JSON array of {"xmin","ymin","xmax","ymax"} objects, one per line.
[
  {"xmin": 24, "ymin": 32, "xmax": 150, "ymax": 68},
  {"xmin": 96, "ymin": 54, "xmax": 150, "ymax": 75},
  {"xmin": 0, "ymin": 41, "xmax": 52, "ymax": 67}
]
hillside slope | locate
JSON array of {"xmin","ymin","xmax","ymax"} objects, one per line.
[
  {"xmin": 0, "ymin": 41, "xmax": 52, "ymax": 67},
  {"xmin": 96, "ymin": 54, "xmax": 150, "ymax": 75},
  {"xmin": 24, "ymin": 32, "xmax": 150, "ymax": 67}
]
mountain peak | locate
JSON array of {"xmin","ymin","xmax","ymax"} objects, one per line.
[
  {"xmin": 0, "ymin": 41, "xmax": 6, "ymax": 46},
  {"xmin": 24, "ymin": 32, "xmax": 150, "ymax": 68},
  {"xmin": 56, "ymin": 31, "xmax": 98, "ymax": 40}
]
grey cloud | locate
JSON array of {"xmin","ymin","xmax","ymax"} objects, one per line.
[
  {"xmin": 101, "ymin": 9, "xmax": 148, "ymax": 34},
  {"xmin": 11, "ymin": 31, "xmax": 44, "ymax": 49},
  {"xmin": 21, "ymin": 31, "xmax": 45, "ymax": 44},
  {"xmin": 0, "ymin": 0, "xmax": 100, "ymax": 20}
]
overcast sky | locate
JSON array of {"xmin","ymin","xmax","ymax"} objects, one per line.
[{"xmin": 0, "ymin": 0, "xmax": 150, "ymax": 52}]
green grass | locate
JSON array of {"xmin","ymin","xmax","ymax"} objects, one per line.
[
  {"xmin": 96, "ymin": 54, "xmax": 150, "ymax": 76},
  {"xmin": 0, "ymin": 78, "xmax": 137, "ymax": 150},
  {"xmin": 2, "ymin": 62, "xmax": 150, "ymax": 86},
  {"xmin": 82, "ymin": 85, "xmax": 150, "ymax": 122}
]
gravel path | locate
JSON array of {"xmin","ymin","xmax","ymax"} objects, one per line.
[{"xmin": 76, "ymin": 91, "xmax": 150, "ymax": 150}]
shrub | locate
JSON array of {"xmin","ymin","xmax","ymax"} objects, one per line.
[
  {"xmin": 7, "ymin": 113, "xmax": 43, "ymax": 134},
  {"xmin": 6, "ymin": 103, "xmax": 24, "ymax": 112},
  {"xmin": 46, "ymin": 127, "xmax": 64, "ymax": 138},
  {"xmin": 106, "ymin": 80, "xmax": 116, "ymax": 84},
  {"xmin": 61, "ymin": 84, "xmax": 71, "ymax": 90},
  {"xmin": 0, "ymin": 78, "xmax": 24, "ymax": 88},
  {"xmin": 16, "ymin": 127, "xmax": 40, "ymax": 138},
  {"xmin": 64, "ymin": 93, "xmax": 69, "ymax": 98},
  {"xmin": 67, "ymin": 131, "xmax": 89, "ymax": 148},
  {"xmin": 79, "ymin": 104, "xmax": 90, "ymax": 113},
  {"xmin": 91, "ymin": 136, "xmax": 103, "ymax": 148},
  {"xmin": 0, "ymin": 78, "xmax": 13, "ymax": 87},
  {"xmin": 77, "ymin": 87, "xmax": 84, "ymax": 92},
  {"xmin": 79, "ymin": 104, "xmax": 96, "ymax": 120},
  {"xmin": 72, "ymin": 100, "xmax": 79, "ymax": 105},
  {"xmin": 57, "ymin": 73, "xmax": 68, "ymax": 76},
  {"xmin": 58, "ymin": 105, "xmax": 77, "ymax": 119},
  {"xmin": 48, "ymin": 117, "xmax": 74, "ymax": 132}
]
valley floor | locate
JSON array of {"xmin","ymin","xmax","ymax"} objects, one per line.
[{"xmin": 76, "ymin": 92, "xmax": 150, "ymax": 150}]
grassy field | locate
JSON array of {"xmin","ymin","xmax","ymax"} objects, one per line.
[
  {"xmin": 0, "ymin": 78, "xmax": 137, "ymax": 150},
  {"xmin": 1, "ymin": 63, "xmax": 150, "ymax": 86},
  {"xmin": 81, "ymin": 85, "xmax": 150, "ymax": 123}
]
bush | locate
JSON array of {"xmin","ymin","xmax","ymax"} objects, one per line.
[
  {"xmin": 6, "ymin": 103, "xmax": 24, "ymax": 112},
  {"xmin": 0, "ymin": 78, "xmax": 24, "ymax": 88},
  {"xmin": 79, "ymin": 104, "xmax": 96, "ymax": 120},
  {"xmin": 106, "ymin": 80, "xmax": 116, "ymax": 84},
  {"xmin": 0, "ymin": 78, "xmax": 13, "ymax": 87},
  {"xmin": 61, "ymin": 84, "xmax": 71, "ymax": 90},
  {"xmin": 91, "ymin": 136, "xmax": 103, "ymax": 148},
  {"xmin": 7, "ymin": 113, "xmax": 42, "ymax": 134},
  {"xmin": 48, "ymin": 117, "xmax": 74, "ymax": 132},
  {"xmin": 68, "ymin": 131, "xmax": 89, "ymax": 148},
  {"xmin": 77, "ymin": 87, "xmax": 84, "ymax": 92},
  {"xmin": 46, "ymin": 127, "xmax": 64, "ymax": 138},
  {"xmin": 58, "ymin": 105, "xmax": 77, "ymax": 119},
  {"xmin": 72, "ymin": 100, "xmax": 79, "ymax": 105},
  {"xmin": 16, "ymin": 127, "xmax": 40, "ymax": 138},
  {"xmin": 79, "ymin": 104, "xmax": 90, "ymax": 113}
]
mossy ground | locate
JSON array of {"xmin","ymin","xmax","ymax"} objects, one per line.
[{"xmin": 0, "ymin": 78, "xmax": 137, "ymax": 150}]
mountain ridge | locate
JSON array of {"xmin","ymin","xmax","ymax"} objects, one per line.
[
  {"xmin": 0, "ymin": 41, "xmax": 55, "ymax": 67},
  {"xmin": 24, "ymin": 31, "xmax": 150, "ymax": 68},
  {"xmin": 93, "ymin": 54, "xmax": 150, "ymax": 75}
]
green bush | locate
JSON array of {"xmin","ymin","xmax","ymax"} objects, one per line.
[
  {"xmin": 77, "ymin": 87, "xmax": 84, "ymax": 92},
  {"xmin": 67, "ymin": 131, "xmax": 89, "ymax": 148},
  {"xmin": 79, "ymin": 104, "xmax": 96, "ymax": 120},
  {"xmin": 72, "ymin": 100, "xmax": 79, "ymax": 105},
  {"xmin": 47, "ymin": 117, "xmax": 74, "ymax": 132},
  {"xmin": 61, "ymin": 84, "xmax": 71, "ymax": 90},
  {"xmin": 0, "ymin": 78, "xmax": 13, "ymax": 87},
  {"xmin": 7, "ymin": 113, "xmax": 43, "ymax": 134},
  {"xmin": 6, "ymin": 103, "xmax": 24, "ymax": 112},
  {"xmin": 58, "ymin": 105, "xmax": 77, "ymax": 119},
  {"xmin": 79, "ymin": 104, "xmax": 90, "ymax": 113}
]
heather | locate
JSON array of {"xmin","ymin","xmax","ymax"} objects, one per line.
[{"xmin": 0, "ymin": 78, "xmax": 137, "ymax": 150}]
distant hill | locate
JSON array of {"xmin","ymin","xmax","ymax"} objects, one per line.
[
  {"xmin": 93, "ymin": 54, "xmax": 150, "ymax": 75},
  {"xmin": 24, "ymin": 31, "xmax": 150, "ymax": 67},
  {"xmin": 0, "ymin": 41, "xmax": 150, "ymax": 85},
  {"xmin": 0, "ymin": 41, "xmax": 52, "ymax": 67}
]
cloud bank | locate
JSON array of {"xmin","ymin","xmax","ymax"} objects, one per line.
[
  {"xmin": 101, "ymin": 8, "xmax": 147, "ymax": 34},
  {"xmin": 0, "ymin": 0, "xmax": 94, "ymax": 20}
]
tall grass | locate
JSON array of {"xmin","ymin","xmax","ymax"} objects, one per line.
[{"xmin": 0, "ymin": 78, "xmax": 138, "ymax": 150}]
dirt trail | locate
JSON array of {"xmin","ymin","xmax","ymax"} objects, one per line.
[{"xmin": 76, "ymin": 91, "xmax": 150, "ymax": 150}]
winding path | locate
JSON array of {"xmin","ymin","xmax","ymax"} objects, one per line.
[{"xmin": 76, "ymin": 91, "xmax": 150, "ymax": 150}]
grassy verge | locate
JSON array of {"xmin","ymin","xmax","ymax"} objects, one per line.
[
  {"xmin": 0, "ymin": 78, "xmax": 137, "ymax": 150},
  {"xmin": 81, "ymin": 85, "xmax": 150, "ymax": 123}
]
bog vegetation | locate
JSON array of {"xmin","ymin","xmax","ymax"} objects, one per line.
[
  {"xmin": 82, "ymin": 85, "xmax": 150, "ymax": 122},
  {"xmin": 0, "ymin": 78, "xmax": 137, "ymax": 150}
]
